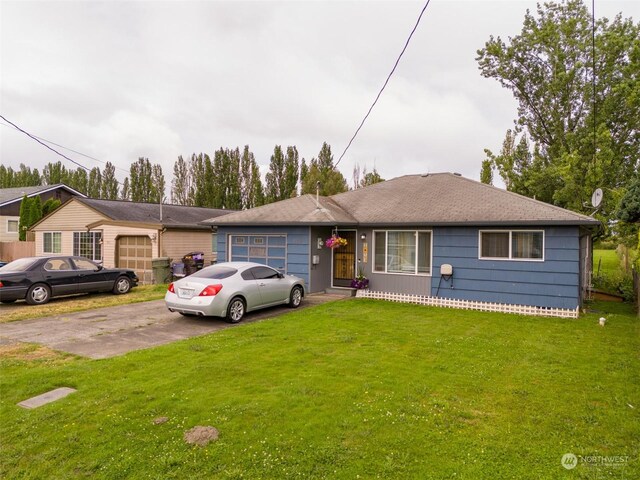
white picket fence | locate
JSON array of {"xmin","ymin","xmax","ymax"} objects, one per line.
[{"xmin": 355, "ymin": 289, "xmax": 579, "ymax": 318}]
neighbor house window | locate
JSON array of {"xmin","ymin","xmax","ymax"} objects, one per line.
[
  {"xmin": 73, "ymin": 231, "xmax": 102, "ymax": 261},
  {"xmin": 373, "ymin": 230, "xmax": 432, "ymax": 275},
  {"xmin": 43, "ymin": 232, "xmax": 62, "ymax": 254},
  {"xmin": 479, "ymin": 230, "xmax": 544, "ymax": 260},
  {"xmin": 7, "ymin": 220, "xmax": 18, "ymax": 233}
]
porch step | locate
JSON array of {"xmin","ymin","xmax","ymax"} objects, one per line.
[{"xmin": 324, "ymin": 288, "xmax": 357, "ymax": 297}]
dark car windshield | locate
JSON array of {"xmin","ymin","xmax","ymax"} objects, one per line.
[
  {"xmin": 0, "ymin": 257, "xmax": 39, "ymax": 272},
  {"xmin": 188, "ymin": 265, "xmax": 237, "ymax": 280}
]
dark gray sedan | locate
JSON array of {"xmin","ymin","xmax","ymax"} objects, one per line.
[{"xmin": 0, "ymin": 256, "xmax": 138, "ymax": 305}]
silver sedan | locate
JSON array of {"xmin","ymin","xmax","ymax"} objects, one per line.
[{"xmin": 165, "ymin": 262, "xmax": 305, "ymax": 323}]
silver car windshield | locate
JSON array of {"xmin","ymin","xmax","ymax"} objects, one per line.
[{"xmin": 188, "ymin": 266, "xmax": 237, "ymax": 279}]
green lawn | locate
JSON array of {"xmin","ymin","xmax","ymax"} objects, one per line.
[
  {"xmin": 1, "ymin": 299, "xmax": 638, "ymax": 479},
  {"xmin": 0, "ymin": 284, "xmax": 168, "ymax": 323},
  {"xmin": 593, "ymin": 249, "xmax": 620, "ymax": 277}
]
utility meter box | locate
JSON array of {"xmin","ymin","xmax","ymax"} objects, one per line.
[{"xmin": 440, "ymin": 264, "xmax": 453, "ymax": 276}]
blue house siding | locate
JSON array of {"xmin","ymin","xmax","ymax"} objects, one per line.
[
  {"xmin": 216, "ymin": 226, "xmax": 311, "ymax": 289},
  {"xmin": 432, "ymin": 226, "xmax": 580, "ymax": 310}
]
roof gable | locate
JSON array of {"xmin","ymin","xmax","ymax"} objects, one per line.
[{"xmin": 0, "ymin": 184, "xmax": 86, "ymax": 207}]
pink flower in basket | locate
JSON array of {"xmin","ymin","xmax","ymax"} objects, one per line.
[{"xmin": 325, "ymin": 235, "xmax": 348, "ymax": 249}]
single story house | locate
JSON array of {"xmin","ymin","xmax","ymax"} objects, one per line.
[
  {"xmin": 203, "ymin": 173, "xmax": 600, "ymax": 312},
  {"xmin": 30, "ymin": 197, "xmax": 232, "ymax": 282},
  {"xmin": 0, "ymin": 184, "xmax": 85, "ymax": 242}
]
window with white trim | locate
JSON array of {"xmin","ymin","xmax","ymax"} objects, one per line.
[
  {"xmin": 7, "ymin": 219, "xmax": 18, "ymax": 233},
  {"xmin": 43, "ymin": 232, "xmax": 62, "ymax": 254},
  {"xmin": 479, "ymin": 230, "xmax": 544, "ymax": 260},
  {"xmin": 73, "ymin": 231, "xmax": 102, "ymax": 261},
  {"xmin": 374, "ymin": 230, "xmax": 432, "ymax": 275}
]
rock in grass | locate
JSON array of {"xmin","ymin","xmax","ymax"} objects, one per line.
[
  {"xmin": 153, "ymin": 416, "xmax": 169, "ymax": 425},
  {"xmin": 184, "ymin": 426, "xmax": 219, "ymax": 446}
]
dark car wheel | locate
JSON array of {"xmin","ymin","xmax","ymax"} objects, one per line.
[
  {"xmin": 289, "ymin": 285, "xmax": 303, "ymax": 308},
  {"xmin": 113, "ymin": 276, "xmax": 131, "ymax": 295},
  {"xmin": 26, "ymin": 283, "xmax": 51, "ymax": 305},
  {"xmin": 226, "ymin": 297, "xmax": 245, "ymax": 324}
]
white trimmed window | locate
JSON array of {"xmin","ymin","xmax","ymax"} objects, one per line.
[
  {"xmin": 479, "ymin": 230, "xmax": 544, "ymax": 261},
  {"xmin": 43, "ymin": 232, "xmax": 62, "ymax": 254},
  {"xmin": 374, "ymin": 230, "xmax": 432, "ymax": 275},
  {"xmin": 73, "ymin": 231, "xmax": 102, "ymax": 261},
  {"xmin": 7, "ymin": 219, "xmax": 18, "ymax": 233}
]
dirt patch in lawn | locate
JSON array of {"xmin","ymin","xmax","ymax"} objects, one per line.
[{"xmin": 0, "ymin": 343, "xmax": 71, "ymax": 363}]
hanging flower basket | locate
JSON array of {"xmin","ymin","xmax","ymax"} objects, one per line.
[{"xmin": 325, "ymin": 235, "xmax": 348, "ymax": 249}]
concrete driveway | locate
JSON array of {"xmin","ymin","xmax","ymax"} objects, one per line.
[{"xmin": 0, "ymin": 293, "xmax": 345, "ymax": 359}]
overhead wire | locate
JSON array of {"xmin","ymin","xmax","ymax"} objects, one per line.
[
  {"xmin": 334, "ymin": 0, "xmax": 432, "ymax": 168},
  {"xmin": 0, "ymin": 117, "xmax": 129, "ymax": 175}
]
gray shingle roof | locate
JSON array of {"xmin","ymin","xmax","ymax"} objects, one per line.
[
  {"xmin": 0, "ymin": 184, "xmax": 85, "ymax": 206},
  {"xmin": 208, "ymin": 194, "xmax": 357, "ymax": 226},
  {"xmin": 77, "ymin": 198, "xmax": 233, "ymax": 229},
  {"xmin": 206, "ymin": 173, "xmax": 598, "ymax": 227}
]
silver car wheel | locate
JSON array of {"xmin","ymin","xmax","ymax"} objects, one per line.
[
  {"xmin": 26, "ymin": 284, "xmax": 51, "ymax": 305},
  {"xmin": 227, "ymin": 298, "xmax": 245, "ymax": 323},
  {"xmin": 290, "ymin": 286, "xmax": 302, "ymax": 308},
  {"xmin": 114, "ymin": 277, "xmax": 131, "ymax": 294}
]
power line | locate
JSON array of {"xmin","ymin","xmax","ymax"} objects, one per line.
[
  {"xmin": 335, "ymin": 0, "xmax": 432, "ymax": 168},
  {"xmin": 0, "ymin": 118, "xmax": 129, "ymax": 175}
]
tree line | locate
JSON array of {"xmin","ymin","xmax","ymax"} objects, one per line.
[{"xmin": 0, "ymin": 142, "xmax": 384, "ymax": 211}]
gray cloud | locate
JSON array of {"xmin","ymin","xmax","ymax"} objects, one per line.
[{"xmin": 1, "ymin": 0, "xmax": 638, "ymax": 189}]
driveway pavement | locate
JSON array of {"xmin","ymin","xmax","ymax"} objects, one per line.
[{"xmin": 0, "ymin": 293, "xmax": 345, "ymax": 359}]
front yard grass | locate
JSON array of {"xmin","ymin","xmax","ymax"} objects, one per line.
[
  {"xmin": 0, "ymin": 284, "xmax": 167, "ymax": 323},
  {"xmin": 1, "ymin": 299, "xmax": 638, "ymax": 479}
]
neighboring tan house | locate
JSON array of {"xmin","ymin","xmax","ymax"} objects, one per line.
[
  {"xmin": 30, "ymin": 197, "xmax": 232, "ymax": 283},
  {"xmin": 0, "ymin": 184, "xmax": 85, "ymax": 242},
  {"xmin": 203, "ymin": 173, "xmax": 600, "ymax": 314}
]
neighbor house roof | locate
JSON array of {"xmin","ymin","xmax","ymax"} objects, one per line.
[
  {"xmin": 205, "ymin": 173, "xmax": 599, "ymax": 227},
  {"xmin": 0, "ymin": 184, "xmax": 86, "ymax": 207},
  {"xmin": 75, "ymin": 198, "xmax": 233, "ymax": 230}
]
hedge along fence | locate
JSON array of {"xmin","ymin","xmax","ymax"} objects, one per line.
[{"xmin": 355, "ymin": 290, "xmax": 580, "ymax": 319}]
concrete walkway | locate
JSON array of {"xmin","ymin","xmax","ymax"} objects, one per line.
[{"xmin": 0, "ymin": 293, "xmax": 346, "ymax": 359}]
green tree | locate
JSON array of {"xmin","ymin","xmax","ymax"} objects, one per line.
[
  {"xmin": 27, "ymin": 195, "xmax": 42, "ymax": 228},
  {"xmin": 618, "ymin": 174, "xmax": 640, "ymax": 224},
  {"xmin": 171, "ymin": 155, "xmax": 192, "ymax": 205},
  {"xmin": 480, "ymin": 160, "xmax": 493, "ymax": 185},
  {"xmin": 42, "ymin": 198, "xmax": 62, "ymax": 217},
  {"xmin": 120, "ymin": 177, "xmax": 130, "ymax": 200},
  {"xmin": 265, "ymin": 145, "xmax": 286, "ymax": 203},
  {"xmin": 301, "ymin": 142, "xmax": 348, "ymax": 196},
  {"xmin": 477, "ymin": 0, "xmax": 640, "ymax": 220},
  {"xmin": 70, "ymin": 168, "xmax": 88, "ymax": 194},
  {"xmin": 18, "ymin": 194, "xmax": 29, "ymax": 241},
  {"xmin": 42, "ymin": 162, "xmax": 69, "ymax": 185},
  {"xmin": 87, "ymin": 167, "xmax": 102, "ymax": 198},
  {"xmin": 101, "ymin": 162, "xmax": 119, "ymax": 200},
  {"xmin": 283, "ymin": 146, "xmax": 300, "ymax": 198},
  {"xmin": 151, "ymin": 164, "xmax": 165, "ymax": 203},
  {"xmin": 129, "ymin": 157, "xmax": 163, "ymax": 202},
  {"xmin": 239, "ymin": 146, "xmax": 265, "ymax": 209}
]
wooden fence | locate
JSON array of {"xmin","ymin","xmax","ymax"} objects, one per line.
[
  {"xmin": 0, "ymin": 241, "xmax": 35, "ymax": 262},
  {"xmin": 355, "ymin": 289, "xmax": 579, "ymax": 318}
]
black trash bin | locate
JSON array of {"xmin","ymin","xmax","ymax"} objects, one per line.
[{"xmin": 182, "ymin": 252, "xmax": 205, "ymax": 276}]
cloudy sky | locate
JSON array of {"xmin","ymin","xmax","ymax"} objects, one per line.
[{"xmin": 1, "ymin": 0, "xmax": 638, "ymax": 191}]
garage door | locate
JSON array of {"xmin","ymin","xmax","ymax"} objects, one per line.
[
  {"xmin": 229, "ymin": 235, "xmax": 286, "ymax": 271},
  {"xmin": 117, "ymin": 236, "xmax": 152, "ymax": 283}
]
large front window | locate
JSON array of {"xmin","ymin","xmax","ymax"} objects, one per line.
[
  {"xmin": 43, "ymin": 232, "xmax": 62, "ymax": 254},
  {"xmin": 374, "ymin": 230, "xmax": 431, "ymax": 275},
  {"xmin": 73, "ymin": 231, "xmax": 102, "ymax": 261},
  {"xmin": 479, "ymin": 230, "xmax": 544, "ymax": 260}
]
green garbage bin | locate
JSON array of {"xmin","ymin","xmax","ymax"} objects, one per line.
[{"xmin": 151, "ymin": 257, "xmax": 171, "ymax": 284}]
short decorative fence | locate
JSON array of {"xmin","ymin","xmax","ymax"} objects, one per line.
[{"xmin": 355, "ymin": 290, "xmax": 579, "ymax": 319}]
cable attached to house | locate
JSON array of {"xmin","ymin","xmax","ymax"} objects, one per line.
[{"xmin": 334, "ymin": 0, "xmax": 432, "ymax": 169}]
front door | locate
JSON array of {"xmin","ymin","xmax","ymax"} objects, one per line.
[{"xmin": 332, "ymin": 230, "xmax": 356, "ymax": 287}]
